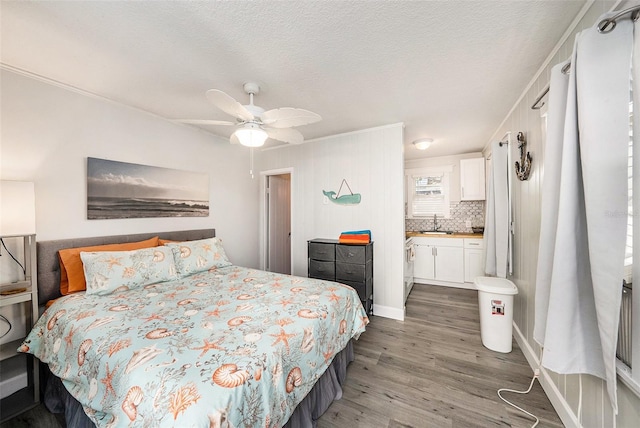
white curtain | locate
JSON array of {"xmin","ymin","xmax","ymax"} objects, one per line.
[
  {"xmin": 534, "ymin": 13, "xmax": 635, "ymax": 413},
  {"xmin": 533, "ymin": 60, "xmax": 570, "ymax": 346},
  {"xmin": 484, "ymin": 140, "xmax": 510, "ymax": 278}
]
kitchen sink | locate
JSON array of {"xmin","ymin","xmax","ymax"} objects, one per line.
[{"xmin": 419, "ymin": 230, "xmax": 454, "ymax": 235}]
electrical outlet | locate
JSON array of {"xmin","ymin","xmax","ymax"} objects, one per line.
[{"xmin": 465, "ymin": 220, "xmax": 472, "ymax": 228}]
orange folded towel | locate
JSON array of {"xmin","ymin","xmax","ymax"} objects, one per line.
[{"xmin": 339, "ymin": 234, "xmax": 370, "ymax": 244}]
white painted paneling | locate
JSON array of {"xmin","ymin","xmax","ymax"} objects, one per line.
[
  {"xmin": 257, "ymin": 124, "xmax": 405, "ymax": 319},
  {"xmin": 484, "ymin": 1, "xmax": 640, "ymax": 427},
  {"xmin": 0, "ymin": 69, "xmax": 260, "ymax": 269}
]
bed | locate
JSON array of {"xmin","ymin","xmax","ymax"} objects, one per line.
[{"xmin": 21, "ymin": 229, "xmax": 368, "ymax": 427}]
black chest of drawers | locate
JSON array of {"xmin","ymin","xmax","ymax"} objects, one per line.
[{"xmin": 307, "ymin": 238, "xmax": 373, "ymax": 315}]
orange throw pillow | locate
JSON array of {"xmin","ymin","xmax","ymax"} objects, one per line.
[
  {"xmin": 158, "ymin": 238, "xmax": 177, "ymax": 245},
  {"xmin": 58, "ymin": 236, "xmax": 159, "ymax": 295}
]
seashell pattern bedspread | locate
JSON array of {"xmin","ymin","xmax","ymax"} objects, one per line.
[{"xmin": 20, "ymin": 266, "xmax": 369, "ymax": 427}]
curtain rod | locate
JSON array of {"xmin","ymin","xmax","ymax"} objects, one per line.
[
  {"xmin": 499, "ymin": 131, "xmax": 511, "ymax": 146},
  {"xmin": 530, "ymin": 63, "xmax": 571, "ymax": 110},
  {"xmin": 531, "ymin": 4, "xmax": 639, "ymax": 110},
  {"xmin": 598, "ymin": 4, "xmax": 640, "ymax": 33}
]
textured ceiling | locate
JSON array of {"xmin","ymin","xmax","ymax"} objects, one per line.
[{"xmin": 1, "ymin": 1, "xmax": 586, "ymax": 159}]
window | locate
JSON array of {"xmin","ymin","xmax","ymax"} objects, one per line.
[
  {"xmin": 406, "ymin": 167, "xmax": 452, "ymax": 218},
  {"xmin": 539, "ymin": 86, "xmax": 639, "ymax": 394},
  {"xmin": 625, "ymin": 94, "xmax": 633, "ymax": 273},
  {"xmin": 617, "ymin": 86, "xmax": 639, "ymax": 397}
]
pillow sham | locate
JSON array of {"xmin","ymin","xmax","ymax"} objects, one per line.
[
  {"xmin": 58, "ymin": 236, "xmax": 160, "ymax": 295},
  {"xmin": 166, "ymin": 237, "xmax": 231, "ymax": 276},
  {"xmin": 80, "ymin": 246, "xmax": 177, "ymax": 296}
]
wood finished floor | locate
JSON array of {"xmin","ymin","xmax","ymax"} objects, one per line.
[
  {"xmin": 317, "ymin": 284, "xmax": 563, "ymax": 428},
  {"xmin": 1, "ymin": 284, "xmax": 563, "ymax": 428}
]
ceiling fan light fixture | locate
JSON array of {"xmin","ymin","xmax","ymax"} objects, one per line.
[
  {"xmin": 234, "ymin": 123, "xmax": 268, "ymax": 147},
  {"xmin": 413, "ymin": 138, "xmax": 433, "ymax": 150}
]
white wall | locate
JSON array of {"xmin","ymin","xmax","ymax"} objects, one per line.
[
  {"xmin": 256, "ymin": 124, "xmax": 406, "ymax": 320},
  {"xmin": 0, "ymin": 69, "xmax": 260, "ymax": 269},
  {"xmin": 484, "ymin": 1, "xmax": 640, "ymax": 426}
]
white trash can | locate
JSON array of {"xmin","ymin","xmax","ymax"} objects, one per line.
[{"xmin": 474, "ymin": 276, "xmax": 518, "ymax": 353}]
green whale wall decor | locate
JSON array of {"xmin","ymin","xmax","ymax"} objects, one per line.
[
  {"xmin": 323, "ymin": 190, "xmax": 361, "ymax": 205},
  {"xmin": 323, "ymin": 179, "xmax": 361, "ymax": 205}
]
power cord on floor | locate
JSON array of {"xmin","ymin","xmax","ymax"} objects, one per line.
[
  {"xmin": 578, "ymin": 373, "xmax": 583, "ymax": 426},
  {"xmin": 497, "ymin": 369, "xmax": 540, "ymax": 428}
]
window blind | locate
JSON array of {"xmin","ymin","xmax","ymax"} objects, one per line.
[{"xmin": 410, "ymin": 173, "xmax": 450, "ymax": 217}]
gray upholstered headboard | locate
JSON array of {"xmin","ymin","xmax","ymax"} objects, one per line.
[{"xmin": 36, "ymin": 229, "xmax": 216, "ymax": 305}]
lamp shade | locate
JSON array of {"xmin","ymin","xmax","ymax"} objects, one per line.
[
  {"xmin": 1, "ymin": 181, "xmax": 36, "ymax": 236},
  {"xmin": 234, "ymin": 123, "xmax": 269, "ymax": 147}
]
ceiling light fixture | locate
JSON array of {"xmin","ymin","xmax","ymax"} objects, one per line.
[
  {"xmin": 413, "ymin": 138, "xmax": 433, "ymax": 150},
  {"xmin": 233, "ymin": 122, "xmax": 268, "ymax": 147}
]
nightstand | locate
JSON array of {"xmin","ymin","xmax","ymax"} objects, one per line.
[{"xmin": 0, "ymin": 234, "xmax": 40, "ymax": 422}]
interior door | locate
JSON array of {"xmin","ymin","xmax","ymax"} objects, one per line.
[{"xmin": 267, "ymin": 174, "xmax": 291, "ymax": 274}]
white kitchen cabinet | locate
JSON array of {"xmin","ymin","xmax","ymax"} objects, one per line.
[
  {"xmin": 414, "ymin": 241, "xmax": 436, "ymax": 280},
  {"xmin": 464, "ymin": 238, "xmax": 485, "ymax": 282},
  {"xmin": 413, "ymin": 237, "xmax": 464, "ymax": 284},
  {"xmin": 460, "ymin": 158, "xmax": 486, "ymax": 201},
  {"xmin": 435, "ymin": 245, "xmax": 464, "ymax": 283}
]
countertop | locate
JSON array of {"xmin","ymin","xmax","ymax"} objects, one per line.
[{"xmin": 406, "ymin": 231, "xmax": 484, "ymax": 239}]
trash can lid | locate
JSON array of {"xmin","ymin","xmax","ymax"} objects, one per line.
[{"xmin": 474, "ymin": 276, "xmax": 518, "ymax": 295}]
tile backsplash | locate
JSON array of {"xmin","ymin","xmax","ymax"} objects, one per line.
[{"xmin": 406, "ymin": 200, "xmax": 485, "ymax": 233}]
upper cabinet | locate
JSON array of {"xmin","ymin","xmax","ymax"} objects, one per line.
[{"xmin": 460, "ymin": 158, "xmax": 486, "ymax": 201}]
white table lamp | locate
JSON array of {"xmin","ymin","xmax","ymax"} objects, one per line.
[{"xmin": 1, "ymin": 181, "xmax": 36, "ymax": 236}]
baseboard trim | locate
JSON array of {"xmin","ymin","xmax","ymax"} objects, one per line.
[
  {"xmin": 512, "ymin": 322, "xmax": 580, "ymax": 428},
  {"xmin": 414, "ymin": 279, "xmax": 476, "ymax": 290},
  {"xmin": 373, "ymin": 304, "xmax": 405, "ymax": 321}
]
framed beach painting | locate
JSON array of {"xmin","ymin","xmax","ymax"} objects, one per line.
[{"xmin": 87, "ymin": 157, "xmax": 209, "ymax": 219}]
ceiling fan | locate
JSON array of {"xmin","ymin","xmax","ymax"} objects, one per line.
[{"xmin": 176, "ymin": 82, "xmax": 322, "ymax": 147}]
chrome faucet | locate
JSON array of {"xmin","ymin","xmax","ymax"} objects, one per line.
[{"xmin": 433, "ymin": 214, "xmax": 440, "ymax": 231}]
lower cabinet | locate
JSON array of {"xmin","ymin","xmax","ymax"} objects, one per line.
[
  {"xmin": 413, "ymin": 242, "xmax": 436, "ymax": 280},
  {"xmin": 464, "ymin": 238, "xmax": 485, "ymax": 283},
  {"xmin": 413, "ymin": 237, "xmax": 464, "ymax": 284},
  {"xmin": 435, "ymin": 245, "xmax": 464, "ymax": 283},
  {"xmin": 308, "ymin": 239, "xmax": 373, "ymax": 315}
]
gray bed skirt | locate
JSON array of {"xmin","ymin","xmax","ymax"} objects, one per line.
[{"xmin": 43, "ymin": 340, "xmax": 354, "ymax": 428}]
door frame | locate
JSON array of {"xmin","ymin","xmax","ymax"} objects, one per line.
[{"xmin": 259, "ymin": 167, "xmax": 294, "ymax": 272}]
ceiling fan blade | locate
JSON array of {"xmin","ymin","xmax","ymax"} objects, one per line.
[
  {"xmin": 174, "ymin": 119, "xmax": 236, "ymax": 126},
  {"xmin": 261, "ymin": 108, "xmax": 322, "ymax": 128},
  {"xmin": 265, "ymin": 128, "xmax": 304, "ymax": 145},
  {"xmin": 206, "ymin": 89, "xmax": 254, "ymax": 121},
  {"xmin": 229, "ymin": 133, "xmax": 241, "ymax": 145}
]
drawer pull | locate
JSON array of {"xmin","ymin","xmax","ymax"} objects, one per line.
[{"xmin": 468, "ymin": 243, "xmax": 480, "ymax": 246}]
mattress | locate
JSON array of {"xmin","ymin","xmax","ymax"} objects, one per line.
[{"xmin": 21, "ymin": 265, "xmax": 368, "ymax": 427}]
